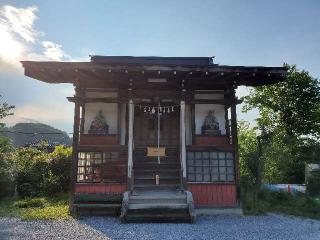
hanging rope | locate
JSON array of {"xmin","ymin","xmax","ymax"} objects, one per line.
[
  {"xmin": 135, "ymin": 103, "xmax": 180, "ymax": 115},
  {"xmin": 135, "ymin": 103, "xmax": 180, "ymax": 164},
  {"xmin": 157, "ymin": 102, "xmax": 160, "ymax": 164}
]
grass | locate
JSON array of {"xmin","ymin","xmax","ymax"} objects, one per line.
[
  {"xmin": 1, "ymin": 189, "xmax": 319, "ymax": 221},
  {"xmin": 0, "ymin": 193, "xmax": 70, "ymax": 220},
  {"xmin": 242, "ymin": 187, "xmax": 320, "ymax": 220}
]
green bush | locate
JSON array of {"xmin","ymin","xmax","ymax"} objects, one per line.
[
  {"xmin": 0, "ymin": 169, "xmax": 15, "ymax": 198},
  {"xmin": 14, "ymin": 146, "xmax": 72, "ymax": 198},
  {"xmin": 49, "ymin": 146, "xmax": 72, "ymax": 193},
  {"xmin": 307, "ymin": 170, "xmax": 320, "ymax": 197},
  {"xmin": 0, "ymin": 137, "xmax": 15, "ymax": 199},
  {"xmin": 18, "ymin": 183, "xmax": 35, "ymax": 198},
  {"xmin": 13, "ymin": 198, "xmax": 48, "ymax": 208}
]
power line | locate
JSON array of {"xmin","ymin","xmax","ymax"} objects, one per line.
[{"xmin": 0, "ymin": 130, "xmax": 73, "ymax": 135}]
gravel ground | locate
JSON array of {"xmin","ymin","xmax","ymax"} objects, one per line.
[{"xmin": 0, "ymin": 214, "xmax": 320, "ymax": 240}]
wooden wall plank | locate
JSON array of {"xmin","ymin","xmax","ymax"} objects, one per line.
[
  {"xmin": 75, "ymin": 183, "xmax": 127, "ymax": 194},
  {"xmin": 187, "ymin": 183, "xmax": 237, "ymax": 207}
]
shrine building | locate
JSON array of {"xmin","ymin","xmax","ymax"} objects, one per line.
[{"xmin": 21, "ymin": 56, "xmax": 287, "ymax": 222}]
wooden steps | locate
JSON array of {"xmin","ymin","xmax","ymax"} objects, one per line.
[
  {"xmin": 120, "ymin": 147, "xmax": 195, "ymax": 222},
  {"xmin": 133, "ymin": 147, "xmax": 181, "ymax": 190},
  {"xmin": 73, "ymin": 193, "xmax": 122, "ymax": 216},
  {"xmin": 120, "ymin": 190, "xmax": 195, "ymax": 223}
]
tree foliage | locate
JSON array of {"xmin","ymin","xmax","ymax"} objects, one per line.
[
  {"xmin": 0, "ymin": 145, "xmax": 72, "ymax": 199},
  {"xmin": 243, "ymin": 64, "xmax": 320, "ymax": 139},
  {"xmin": 238, "ymin": 121, "xmax": 258, "ymax": 184},
  {"xmin": 241, "ymin": 64, "xmax": 320, "ymax": 184},
  {"xmin": 0, "ymin": 95, "xmax": 14, "ymax": 128}
]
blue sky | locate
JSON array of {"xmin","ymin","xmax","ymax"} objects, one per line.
[{"xmin": 0, "ymin": 0, "xmax": 319, "ymax": 132}]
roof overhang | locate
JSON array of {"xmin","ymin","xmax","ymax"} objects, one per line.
[{"xmin": 21, "ymin": 56, "xmax": 288, "ymax": 89}]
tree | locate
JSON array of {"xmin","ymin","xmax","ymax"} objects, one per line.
[
  {"xmin": 238, "ymin": 121, "xmax": 258, "ymax": 183},
  {"xmin": 238, "ymin": 121, "xmax": 264, "ymax": 211},
  {"xmin": 242, "ymin": 64, "xmax": 320, "ymax": 184},
  {"xmin": 243, "ymin": 64, "xmax": 320, "ymax": 139},
  {"xmin": 0, "ymin": 95, "xmax": 14, "ymax": 127},
  {"xmin": 0, "ymin": 97, "xmax": 15, "ymax": 198}
]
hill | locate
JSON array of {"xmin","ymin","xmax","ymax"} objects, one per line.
[{"xmin": 0, "ymin": 123, "xmax": 72, "ymax": 147}]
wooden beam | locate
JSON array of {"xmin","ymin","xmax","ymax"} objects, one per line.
[
  {"xmin": 117, "ymin": 102, "xmax": 121, "ymax": 145},
  {"xmin": 67, "ymin": 96, "xmax": 126, "ymax": 103},
  {"xmin": 69, "ymin": 86, "xmax": 83, "ymax": 212},
  {"xmin": 190, "ymin": 99, "xmax": 242, "ymax": 105},
  {"xmin": 230, "ymin": 89, "xmax": 240, "ymax": 203}
]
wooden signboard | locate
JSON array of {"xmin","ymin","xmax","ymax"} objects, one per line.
[{"xmin": 147, "ymin": 147, "xmax": 166, "ymax": 157}]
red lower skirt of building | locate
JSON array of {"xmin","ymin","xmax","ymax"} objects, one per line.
[
  {"xmin": 75, "ymin": 183, "xmax": 237, "ymax": 207},
  {"xmin": 75, "ymin": 183, "xmax": 127, "ymax": 194},
  {"xmin": 187, "ymin": 183, "xmax": 237, "ymax": 207}
]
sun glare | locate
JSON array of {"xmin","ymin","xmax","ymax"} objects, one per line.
[{"xmin": 0, "ymin": 24, "xmax": 24, "ymax": 65}]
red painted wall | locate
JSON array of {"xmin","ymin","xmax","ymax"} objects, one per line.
[
  {"xmin": 75, "ymin": 183, "xmax": 237, "ymax": 207},
  {"xmin": 79, "ymin": 135, "xmax": 118, "ymax": 145},
  {"xmin": 75, "ymin": 183, "xmax": 127, "ymax": 194},
  {"xmin": 188, "ymin": 183, "xmax": 237, "ymax": 207},
  {"xmin": 194, "ymin": 136, "xmax": 231, "ymax": 147}
]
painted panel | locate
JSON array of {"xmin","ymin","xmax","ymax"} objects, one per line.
[
  {"xmin": 187, "ymin": 183, "xmax": 237, "ymax": 207},
  {"xmin": 75, "ymin": 183, "xmax": 127, "ymax": 194},
  {"xmin": 195, "ymin": 104, "xmax": 226, "ymax": 135},
  {"xmin": 84, "ymin": 102, "xmax": 118, "ymax": 134}
]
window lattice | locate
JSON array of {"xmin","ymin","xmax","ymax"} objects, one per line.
[
  {"xmin": 77, "ymin": 151, "xmax": 119, "ymax": 182},
  {"xmin": 187, "ymin": 151, "xmax": 234, "ymax": 182}
]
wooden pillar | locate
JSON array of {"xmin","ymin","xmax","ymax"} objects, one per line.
[
  {"xmin": 127, "ymin": 99, "xmax": 134, "ymax": 191},
  {"xmin": 80, "ymin": 102, "xmax": 85, "ymax": 134},
  {"xmin": 225, "ymin": 106, "xmax": 230, "ymax": 138},
  {"xmin": 180, "ymin": 100, "xmax": 187, "ymax": 188},
  {"xmin": 230, "ymin": 90, "xmax": 240, "ymax": 202},
  {"xmin": 117, "ymin": 102, "xmax": 121, "ymax": 144},
  {"xmin": 69, "ymin": 86, "xmax": 82, "ymax": 212}
]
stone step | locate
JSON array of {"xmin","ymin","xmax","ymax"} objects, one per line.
[
  {"xmin": 128, "ymin": 203, "xmax": 188, "ymax": 210},
  {"xmin": 125, "ymin": 213, "xmax": 189, "ymax": 222},
  {"xmin": 134, "ymin": 178, "xmax": 180, "ymax": 185},
  {"xmin": 133, "ymin": 184, "xmax": 180, "ymax": 191},
  {"xmin": 134, "ymin": 175, "xmax": 179, "ymax": 180},
  {"xmin": 130, "ymin": 192, "xmax": 186, "ymax": 199},
  {"xmin": 134, "ymin": 158, "xmax": 179, "ymax": 161},
  {"xmin": 133, "ymin": 162, "xmax": 180, "ymax": 168},
  {"xmin": 134, "ymin": 169, "xmax": 180, "ymax": 173},
  {"xmin": 120, "ymin": 190, "xmax": 195, "ymax": 223},
  {"xmin": 129, "ymin": 195, "xmax": 186, "ymax": 204}
]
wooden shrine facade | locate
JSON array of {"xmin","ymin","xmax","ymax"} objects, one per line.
[{"xmin": 22, "ymin": 56, "xmax": 287, "ymax": 211}]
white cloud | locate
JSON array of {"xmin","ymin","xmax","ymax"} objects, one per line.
[
  {"xmin": 0, "ymin": 5, "xmax": 38, "ymax": 43},
  {"xmin": 42, "ymin": 41, "xmax": 70, "ymax": 61},
  {"xmin": 0, "ymin": 23, "xmax": 25, "ymax": 65},
  {"xmin": 0, "ymin": 4, "xmax": 70, "ymax": 69},
  {"xmin": 0, "ymin": 4, "xmax": 87, "ymax": 132}
]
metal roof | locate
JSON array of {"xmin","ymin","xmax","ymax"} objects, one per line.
[{"xmin": 90, "ymin": 56, "xmax": 215, "ymax": 66}]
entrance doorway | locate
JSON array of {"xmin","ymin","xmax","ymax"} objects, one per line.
[{"xmin": 132, "ymin": 100, "xmax": 181, "ymax": 190}]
